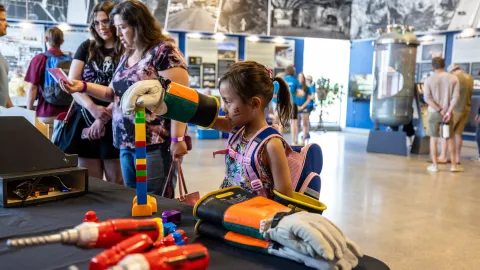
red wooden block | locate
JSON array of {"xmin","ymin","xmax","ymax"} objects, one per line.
[
  {"xmin": 135, "ymin": 141, "xmax": 147, "ymax": 148},
  {"xmin": 136, "ymin": 164, "xmax": 147, "ymax": 170},
  {"xmin": 136, "ymin": 176, "xmax": 147, "ymax": 182}
]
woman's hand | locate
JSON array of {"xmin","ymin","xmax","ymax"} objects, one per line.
[
  {"xmin": 60, "ymin": 79, "xmax": 84, "ymax": 94},
  {"xmin": 87, "ymin": 104, "xmax": 112, "ymax": 122},
  {"xmin": 171, "ymin": 141, "xmax": 188, "ymax": 160},
  {"xmin": 87, "ymin": 119, "xmax": 106, "ymax": 140}
]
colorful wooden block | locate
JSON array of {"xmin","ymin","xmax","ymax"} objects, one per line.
[
  {"xmin": 136, "ymin": 147, "xmax": 147, "ymax": 159},
  {"xmin": 136, "ymin": 176, "xmax": 147, "ymax": 182},
  {"xmin": 136, "ymin": 158, "xmax": 146, "ymax": 165},
  {"xmin": 135, "ymin": 110, "xmax": 145, "ymax": 118},
  {"xmin": 136, "ymin": 182, "xmax": 147, "ymax": 205},
  {"xmin": 136, "ymin": 164, "xmax": 147, "ymax": 170},
  {"xmin": 136, "ymin": 170, "xmax": 147, "ymax": 177},
  {"xmin": 135, "ymin": 117, "xmax": 146, "ymax": 124},
  {"xmin": 136, "ymin": 141, "xmax": 147, "ymax": 148},
  {"xmin": 135, "ymin": 123, "xmax": 146, "ymax": 140}
]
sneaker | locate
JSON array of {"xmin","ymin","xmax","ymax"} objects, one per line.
[
  {"xmin": 471, "ymin": 156, "xmax": 480, "ymax": 162},
  {"xmin": 450, "ymin": 166, "xmax": 464, "ymax": 172},
  {"xmin": 427, "ymin": 165, "xmax": 439, "ymax": 172}
]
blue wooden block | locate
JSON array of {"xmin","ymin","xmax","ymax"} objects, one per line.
[
  {"xmin": 136, "ymin": 147, "xmax": 147, "ymax": 159},
  {"xmin": 197, "ymin": 129, "xmax": 220, "ymax": 140},
  {"xmin": 136, "ymin": 181, "xmax": 147, "ymax": 205}
]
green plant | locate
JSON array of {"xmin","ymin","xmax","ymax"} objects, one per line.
[{"xmin": 314, "ymin": 77, "xmax": 344, "ymax": 129}]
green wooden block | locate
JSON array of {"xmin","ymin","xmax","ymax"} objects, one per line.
[
  {"xmin": 135, "ymin": 117, "xmax": 146, "ymax": 124},
  {"xmin": 135, "ymin": 111, "xmax": 145, "ymax": 118},
  {"xmin": 136, "ymin": 170, "xmax": 147, "ymax": 177}
]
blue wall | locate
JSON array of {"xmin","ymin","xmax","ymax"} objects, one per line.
[{"xmin": 347, "ymin": 32, "xmax": 457, "ymax": 129}]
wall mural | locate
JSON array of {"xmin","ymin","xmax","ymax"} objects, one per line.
[
  {"xmin": 351, "ymin": 0, "xmax": 480, "ymax": 40},
  {"xmin": 270, "ymin": 0, "xmax": 352, "ymax": 39}
]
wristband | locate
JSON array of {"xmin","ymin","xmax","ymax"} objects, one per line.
[
  {"xmin": 81, "ymin": 81, "xmax": 87, "ymax": 93},
  {"xmin": 171, "ymin": 136, "xmax": 185, "ymax": 143}
]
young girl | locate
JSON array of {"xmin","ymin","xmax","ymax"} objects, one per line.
[{"xmin": 212, "ymin": 61, "xmax": 294, "ymax": 198}]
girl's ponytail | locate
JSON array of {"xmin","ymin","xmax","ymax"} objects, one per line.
[{"xmin": 273, "ymin": 77, "xmax": 293, "ymax": 128}]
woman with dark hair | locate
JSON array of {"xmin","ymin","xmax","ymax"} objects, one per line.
[
  {"xmin": 63, "ymin": 1, "xmax": 123, "ymax": 185},
  {"xmin": 61, "ymin": 0, "xmax": 188, "ymax": 196}
]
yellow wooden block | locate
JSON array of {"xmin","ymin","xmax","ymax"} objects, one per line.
[
  {"xmin": 136, "ymin": 159, "xmax": 146, "ymax": 165},
  {"xmin": 132, "ymin": 203, "xmax": 153, "ymax": 217},
  {"xmin": 135, "ymin": 123, "xmax": 146, "ymax": 141}
]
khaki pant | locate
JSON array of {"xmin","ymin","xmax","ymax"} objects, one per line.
[
  {"xmin": 452, "ymin": 111, "xmax": 469, "ymax": 135},
  {"xmin": 427, "ymin": 111, "xmax": 453, "ymax": 138}
]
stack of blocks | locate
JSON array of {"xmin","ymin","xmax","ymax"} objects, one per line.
[{"xmin": 132, "ymin": 107, "xmax": 157, "ymax": 216}]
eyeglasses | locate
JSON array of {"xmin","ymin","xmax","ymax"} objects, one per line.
[{"xmin": 93, "ymin": 19, "xmax": 111, "ymax": 28}]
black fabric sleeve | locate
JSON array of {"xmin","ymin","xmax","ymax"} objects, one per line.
[{"xmin": 73, "ymin": 40, "xmax": 91, "ymax": 62}]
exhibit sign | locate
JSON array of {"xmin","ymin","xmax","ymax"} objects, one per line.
[
  {"xmin": 452, "ymin": 31, "xmax": 480, "ymax": 90},
  {"xmin": 0, "ymin": 22, "xmax": 45, "ymax": 72},
  {"xmin": 185, "ymin": 34, "xmax": 239, "ymax": 89},
  {"xmin": 416, "ymin": 35, "xmax": 446, "ymax": 82},
  {"xmin": 61, "ymin": 26, "xmax": 91, "ymax": 56},
  {"xmin": 245, "ymin": 38, "xmax": 295, "ymax": 71}
]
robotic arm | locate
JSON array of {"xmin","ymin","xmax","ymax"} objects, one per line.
[{"xmin": 120, "ymin": 77, "xmax": 220, "ymax": 128}]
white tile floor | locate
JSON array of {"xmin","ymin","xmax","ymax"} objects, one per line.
[{"xmin": 182, "ymin": 130, "xmax": 480, "ymax": 270}]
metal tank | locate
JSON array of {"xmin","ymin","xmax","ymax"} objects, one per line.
[{"xmin": 370, "ymin": 24, "xmax": 419, "ymax": 127}]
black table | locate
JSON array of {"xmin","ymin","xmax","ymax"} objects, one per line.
[{"xmin": 0, "ymin": 178, "xmax": 390, "ymax": 270}]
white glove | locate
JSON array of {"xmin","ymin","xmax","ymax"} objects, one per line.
[
  {"xmin": 269, "ymin": 238, "xmax": 363, "ymax": 270},
  {"xmin": 262, "ymin": 211, "xmax": 348, "ymax": 261},
  {"xmin": 120, "ymin": 79, "xmax": 168, "ymax": 116}
]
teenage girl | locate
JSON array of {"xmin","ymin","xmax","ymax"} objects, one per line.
[{"xmin": 212, "ymin": 61, "xmax": 294, "ymax": 198}]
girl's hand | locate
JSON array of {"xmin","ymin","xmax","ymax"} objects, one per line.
[
  {"xmin": 171, "ymin": 141, "xmax": 188, "ymax": 160},
  {"xmin": 60, "ymin": 79, "xmax": 84, "ymax": 94}
]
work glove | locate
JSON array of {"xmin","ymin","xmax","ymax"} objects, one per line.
[
  {"xmin": 261, "ymin": 211, "xmax": 349, "ymax": 261},
  {"xmin": 270, "ymin": 239, "xmax": 362, "ymax": 270},
  {"xmin": 120, "ymin": 78, "xmax": 171, "ymax": 116}
]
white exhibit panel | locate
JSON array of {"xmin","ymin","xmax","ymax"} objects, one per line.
[
  {"xmin": 185, "ymin": 34, "xmax": 239, "ymax": 89},
  {"xmin": 61, "ymin": 26, "xmax": 91, "ymax": 56},
  {"xmin": 415, "ymin": 35, "xmax": 446, "ymax": 83},
  {"xmin": 452, "ymin": 30, "xmax": 480, "ymax": 89},
  {"xmin": 245, "ymin": 38, "xmax": 295, "ymax": 74},
  {"xmin": 303, "ymin": 38, "xmax": 350, "ymax": 128},
  {"xmin": 0, "ymin": 22, "xmax": 45, "ymax": 73}
]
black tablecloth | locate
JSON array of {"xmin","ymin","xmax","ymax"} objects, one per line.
[{"xmin": 0, "ymin": 178, "xmax": 389, "ymax": 270}]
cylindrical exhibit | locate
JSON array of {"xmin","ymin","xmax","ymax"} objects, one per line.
[{"xmin": 370, "ymin": 25, "xmax": 419, "ymax": 127}]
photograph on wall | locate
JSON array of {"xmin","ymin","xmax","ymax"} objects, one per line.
[
  {"xmin": 455, "ymin": 63, "xmax": 471, "ymax": 74},
  {"xmin": 217, "ymin": 42, "xmax": 237, "ymax": 60},
  {"xmin": 420, "ymin": 62, "xmax": 433, "ymax": 82},
  {"xmin": 2, "ymin": 1, "xmax": 27, "ymax": 20},
  {"xmin": 349, "ymin": 74, "xmax": 373, "ymax": 100},
  {"xmin": 470, "ymin": 62, "xmax": 480, "ymax": 89},
  {"xmin": 218, "ymin": 59, "xmax": 235, "ymax": 79},
  {"xmin": 166, "ymin": 0, "xmax": 220, "ymax": 32},
  {"xmin": 270, "ymin": 0, "xmax": 352, "ymax": 39},
  {"xmin": 216, "ymin": 0, "xmax": 268, "ymax": 35},
  {"xmin": 27, "ymin": 0, "xmax": 68, "ymax": 22},
  {"xmin": 202, "ymin": 63, "xmax": 216, "ymax": 88},
  {"xmin": 350, "ymin": 0, "xmax": 471, "ymax": 40},
  {"xmin": 0, "ymin": 22, "xmax": 45, "ymax": 72},
  {"xmin": 274, "ymin": 45, "xmax": 294, "ymax": 68},
  {"xmin": 421, "ymin": 43, "xmax": 444, "ymax": 61},
  {"xmin": 188, "ymin": 65, "xmax": 201, "ymax": 88}
]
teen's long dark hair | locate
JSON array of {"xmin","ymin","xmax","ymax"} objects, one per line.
[
  {"xmin": 110, "ymin": 0, "xmax": 170, "ymax": 56},
  {"xmin": 219, "ymin": 61, "xmax": 293, "ymax": 127},
  {"xmin": 88, "ymin": 1, "xmax": 122, "ymax": 63}
]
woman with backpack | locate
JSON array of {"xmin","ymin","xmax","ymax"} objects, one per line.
[
  {"xmin": 60, "ymin": 0, "xmax": 188, "ymax": 196},
  {"xmin": 61, "ymin": 1, "xmax": 123, "ymax": 185}
]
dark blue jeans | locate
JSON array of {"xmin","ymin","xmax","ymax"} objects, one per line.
[{"xmin": 120, "ymin": 145, "xmax": 176, "ymax": 197}]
